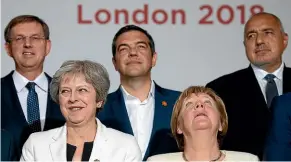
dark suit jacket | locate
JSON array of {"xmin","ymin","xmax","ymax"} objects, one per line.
[
  {"xmin": 206, "ymin": 65, "xmax": 291, "ymax": 160},
  {"xmin": 1, "ymin": 71, "xmax": 65, "ymax": 160},
  {"xmin": 97, "ymin": 83, "xmax": 181, "ymax": 160},
  {"xmin": 264, "ymin": 92, "xmax": 291, "ymax": 160},
  {"xmin": 1, "ymin": 129, "xmax": 17, "ymax": 161}
]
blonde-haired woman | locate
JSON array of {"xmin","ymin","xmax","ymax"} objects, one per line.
[{"xmin": 147, "ymin": 86, "xmax": 258, "ymax": 161}]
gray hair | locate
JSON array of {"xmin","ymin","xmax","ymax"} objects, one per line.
[{"xmin": 50, "ymin": 60, "xmax": 110, "ymax": 107}]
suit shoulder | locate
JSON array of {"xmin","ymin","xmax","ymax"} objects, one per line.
[
  {"xmin": 224, "ymin": 150, "xmax": 259, "ymax": 161},
  {"xmin": 207, "ymin": 68, "xmax": 249, "ymax": 86},
  {"xmin": 272, "ymin": 92, "xmax": 291, "ymax": 113},
  {"xmin": 106, "ymin": 90, "xmax": 120, "ymax": 101},
  {"xmin": 278, "ymin": 92, "xmax": 291, "ymax": 101},
  {"xmin": 155, "ymin": 84, "xmax": 181, "ymax": 96},
  {"xmin": 1, "ymin": 72, "xmax": 12, "ymax": 83},
  {"xmin": 147, "ymin": 152, "xmax": 182, "ymax": 161},
  {"xmin": 26, "ymin": 127, "xmax": 61, "ymax": 143}
]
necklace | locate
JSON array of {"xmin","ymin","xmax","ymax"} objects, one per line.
[{"xmin": 182, "ymin": 151, "xmax": 223, "ymax": 162}]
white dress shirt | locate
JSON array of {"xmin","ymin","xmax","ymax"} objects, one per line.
[
  {"xmin": 120, "ymin": 81, "xmax": 155, "ymax": 158},
  {"xmin": 12, "ymin": 71, "xmax": 48, "ymax": 130},
  {"xmin": 251, "ymin": 63, "xmax": 284, "ymax": 102}
]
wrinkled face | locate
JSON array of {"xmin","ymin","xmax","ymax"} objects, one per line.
[
  {"xmin": 58, "ymin": 74, "xmax": 102, "ymax": 126},
  {"xmin": 113, "ymin": 30, "xmax": 157, "ymax": 78},
  {"xmin": 5, "ymin": 22, "xmax": 51, "ymax": 72},
  {"xmin": 177, "ymin": 93, "xmax": 222, "ymax": 136},
  {"xmin": 244, "ymin": 14, "xmax": 288, "ymax": 70}
]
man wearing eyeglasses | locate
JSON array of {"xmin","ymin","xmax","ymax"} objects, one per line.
[{"xmin": 1, "ymin": 15, "xmax": 65, "ymax": 160}]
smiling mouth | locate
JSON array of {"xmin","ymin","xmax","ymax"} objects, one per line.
[
  {"xmin": 68, "ymin": 107, "xmax": 83, "ymax": 112},
  {"xmin": 23, "ymin": 52, "xmax": 34, "ymax": 55}
]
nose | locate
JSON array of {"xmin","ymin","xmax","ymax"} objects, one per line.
[
  {"xmin": 23, "ymin": 37, "xmax": 32, "ymax": 48},
  {"xmin": 69, "ymin": 91, "xmax": 78, "ymax": 103},
  {"xmin": 129, "ymin": 47, "xmax": 138, "ymax": 57},
  {"xmin": 195, "ymin": 101, "xmax": 205, "ymax": 110},
  {"xmin": 255, "ymin": 33, "xmax": 264, "ymax": 45}
]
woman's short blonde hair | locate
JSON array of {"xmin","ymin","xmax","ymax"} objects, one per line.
[{"xmin": 171, "ymin": 86, "xmax": 228, "ymax": 150}]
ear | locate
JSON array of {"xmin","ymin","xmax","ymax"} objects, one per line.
[
  {"xmin": 45, "ymin": 40, "xmax": 51, "ymax": 56},
  {"xmin": 96, "ymin": 101, "xmax": 103, "ymax": 109},
  {"xmin": 5, "ymin": 43, "xmax": 13, "ymax": 57},
  {"xmin": 177, "ymin": 127, "xmax": 183, "ymax": 134},
  {"xmin": 177, "ymin": 121, "xmax": 183, "ymax": 134},
  {"xmin": 283, "ymin": 33, "xmax": 289, "ymax": 49},
  {"xmin": 151, "ymin": 52, "xmax": 157, "ymax": 67},
  {"xmin": 243, "ymin": 40, "xmax": 246, "ymax": 47},
  {"xmin": 218, "ymin": 122, "xmax": 223, "ymax": 132}
]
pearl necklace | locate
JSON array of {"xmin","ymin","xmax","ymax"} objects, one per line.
[{"xmin": 182, "ymin": 151, "xmax": 223, "ymax": 162}]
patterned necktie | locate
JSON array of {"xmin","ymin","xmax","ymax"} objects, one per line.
[
  {"xmin": 26, "ymin": 82, "xmax": 41, "ymax": 132},
  {"xmin": 264, "ymin": 74, "xmax": 279, "ymax": 108}
]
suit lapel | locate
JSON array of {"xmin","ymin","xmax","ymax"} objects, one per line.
[
  {"xmin": 111, "ymin": 88, "xmax": 133, "ymax": 135},
  {"xmin": 49, "ymin": 125, "xmax": 67, "ymax": 161},
  {"xmin": 89, "ymin": 119, "xmax": 107, "ymax": 161},
  {"xmin": 144, "ymin": 83, "xmax": 168, "ymax": 159},
  {"xmin": 3, "ymin": 71, "xmax": 28, "ymax": 126},
  {"xmin": 246, "ymin": 66, "xmax": 268, "ymax": 108},
  {"xmin": 44, "ymin": 73, "xmax": 52, "ymax": 130}
]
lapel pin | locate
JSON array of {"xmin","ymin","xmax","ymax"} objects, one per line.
[{"xmin": 162, "ymin": 101, "xmax": 167, "ymax": 107}]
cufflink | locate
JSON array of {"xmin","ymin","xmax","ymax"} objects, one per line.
[{"xmin": 162, "ymin": 101, "xmax": 167, "ymax": 107}]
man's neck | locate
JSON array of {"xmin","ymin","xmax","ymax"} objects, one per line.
[
  {"xmin": 15, "ymin": 67, "xmax": 43, "ymax": 81},
  {"xmin": 260, "ymin": 61, "xmax": 283, "ymax": 73},
  {"xmin": 120, "ymin": 76, "xmax": 152, "ymax": 101}
]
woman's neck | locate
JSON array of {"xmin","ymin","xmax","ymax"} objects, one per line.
[
  {"xmin": 183, "ymin": 132, "xmax": 222, "ymax": 161},
  {"xmin": 67, "ymin": 120, "xmax": 97, "ymax": 145}
]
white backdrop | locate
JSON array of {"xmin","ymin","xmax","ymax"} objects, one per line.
[{"xmin": 1, "ymin": 0, "xmax": 291, "ymax": 92}]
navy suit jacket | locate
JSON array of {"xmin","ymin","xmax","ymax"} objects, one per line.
[
  {"xmin": 1, "ymin": 71, "xmax": 65, "ymax": 160},
  {"xmin": 206, "ymin": 65, "xmax": 291, "ymax": 160},
  {"xmin": 1, "ymin": 129, "xmax": 17, "ymax": 161},
  {"xmin": 98, "ymin": 83, "xmax": 180, "ymax": 160},
  {"xmin": 264, "ymin": 92, "xmax": 291, "ymax": 160}
]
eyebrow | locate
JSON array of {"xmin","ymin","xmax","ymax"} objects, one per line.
[
  {"xmin": 117, "ymin": 43, "xmax": 129, "ymax": 50},
  {"xmin": 246, "ymin": 28, "xmax": 274, "ymax": 35}
]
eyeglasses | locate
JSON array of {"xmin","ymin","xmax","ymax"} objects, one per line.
[{"xmin": 9, "ymin": 35, "xmax": 46, "ymax": 45}]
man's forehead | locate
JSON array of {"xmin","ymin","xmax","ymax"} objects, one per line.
[
  {"xmin": 245, "ymin": 15, "xmax": 279, "ymax": 32},
  {"xmin": 116, "ymin": 30, "xmax": 149, "ymax": 43},
  {"xmin": 11, "ymin": 22, "xmax": 43, "ymax": 35}
]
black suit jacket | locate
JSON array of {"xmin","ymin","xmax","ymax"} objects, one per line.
[
  {"xmin": 1, "ymin": 71, "xmax": 65, "ymax": 160},
  {"xmin": 1, "ymin": 129, "xmax": 17, "ymax": 161},
  {"xmin": 206, "ymin": 65, "xmax": 291, "ymax": 160}
]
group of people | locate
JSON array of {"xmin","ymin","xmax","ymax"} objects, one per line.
[{"xmin": 1, "ymin": 11, "xmax": 290, "ymax": 161}]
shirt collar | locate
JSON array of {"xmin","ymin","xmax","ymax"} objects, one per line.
[
  {"xmin": 12, "ymin": 71, "xmax": 48, "ymax": 93},
  {"xmin": 251, "ymin": 62, "xmax": 284, "ymax": 81},
  {"xmin": 120, "ymin": 80, "xmax": 155, "ymax": 100}
]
